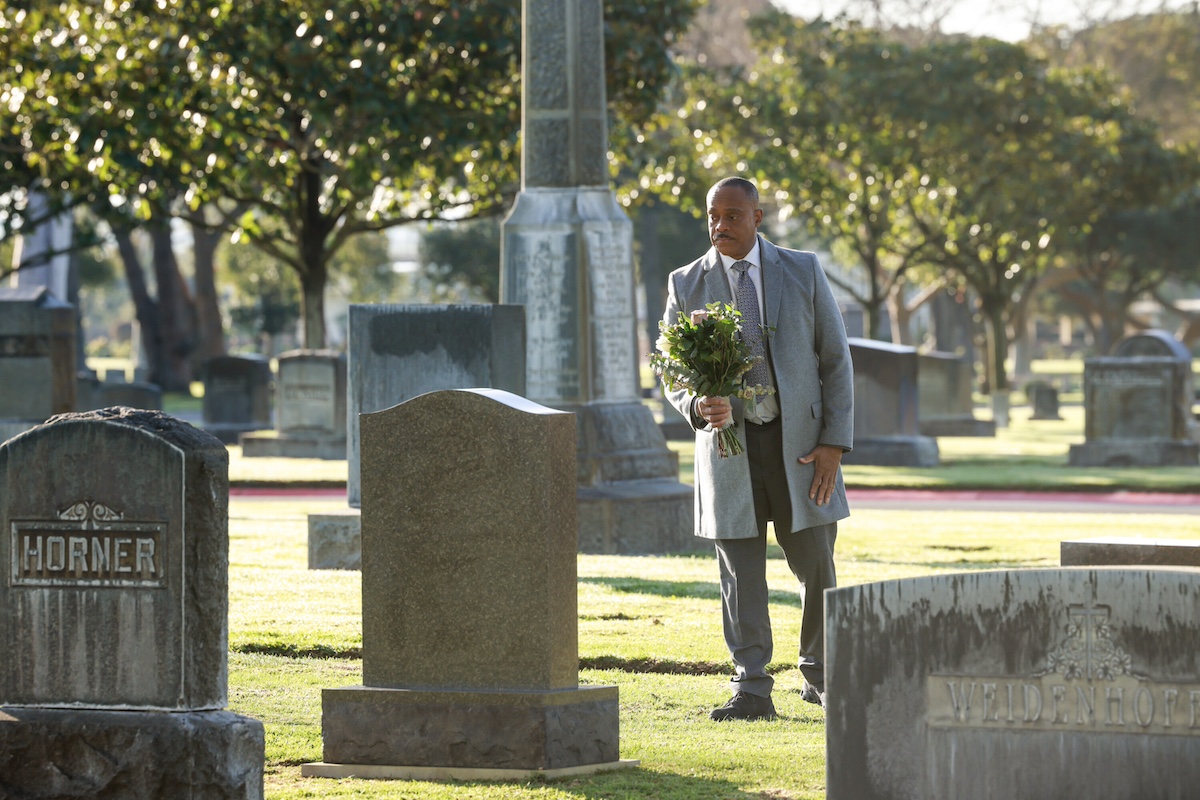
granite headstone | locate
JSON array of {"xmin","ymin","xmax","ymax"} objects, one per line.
[
  {"xmin": 201, "ymin": 355, "xmax": 273, "ymax": 444},
  {"xmin": 1025, "ymin": 379, "xmax": 1062, "ymax": 420},
  {"xmin": 1068, "ymin": 356, "xmax": 1199, "ymax": 466},
  {"xmin": 241, "ymin": 349, "xmax": 346, "ymax": 459},
  {"xmin": 842, "ymin": 338, "xmax": 939, "ymax": 466},
  {"xmin": 0, "ymin": 407, "xmax": 264, "ymax": 799},
  {"xmin": 827, "ymin": 568, "xmax": 1200, "ymax": 800},
  {"xmin": 917, "ymin": 350, "xmax": 994, "ymax": 436},
  {"xmin": 0, "ymin": 286, "xmax": 76, "ymax": 442},
  {"xmin": 304, "ymin": 389, "xmax": 631, "ymax": 780}
]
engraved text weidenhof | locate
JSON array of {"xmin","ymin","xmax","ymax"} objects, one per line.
[
  {"xmin": 928, "ymin": 674, "xmax": 1200, "ymax": 737},
  {"xmin": 12, "ymin": 520, "xmax": 165, "ymax": 587}
]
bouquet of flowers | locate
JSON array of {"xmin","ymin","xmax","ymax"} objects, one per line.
[{"xmin": 650, "ymin": 301, "xmax": 775, "ymax": 457}]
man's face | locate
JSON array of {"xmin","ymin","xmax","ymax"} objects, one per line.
[{"xmin": 707, "ymin": 184, "xmax": 763, "ymax": 259}]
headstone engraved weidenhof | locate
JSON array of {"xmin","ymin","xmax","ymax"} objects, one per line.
[{"xmin": 826, "ymin": 569, "xmax": 1200, "ymax": 800}]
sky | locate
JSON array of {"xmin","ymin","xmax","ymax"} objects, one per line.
[{"xmin": 772, "ymin": 0, "xmax": 1186, "ymax": 41}]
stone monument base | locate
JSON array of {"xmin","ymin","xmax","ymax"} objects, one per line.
[
  {"xmin": 842, "ymin": 435, "xmax": 939, "ymax": 467},
  {"xmin": 240, "ymin": 431, "xmax": 347, "ymax": 460},
  {"xmin": 578, "ymin": 479, "xmax": 699, "ymax": 554},
  {"xmin": 918, "ymin": 417, "xmax": 996, "ymax": 437},
  {"xmin": 1067, "ymin": 439, "xmax": 1200, "ymax": 467},
  {"xmin": 313, "ymin": 685, "xmax": 623, "ymax": 773},
  {"xmin": 574, "ymin": 401, "xmax": 694, "ymax": 553},
  {"xmin": 0, "ymin": 707, "xmax": 264, "ymax": 800},
  {"xmin": 302, "ymin": 759, "xmax": 638, "ymax": 782},
  {"xmin": 1061, "ymin": 537, "xmax": 1200, "ymax": 567},
  {"xmin": 308, "ymin": 509, "xmax": 361, "ymax": 569}
]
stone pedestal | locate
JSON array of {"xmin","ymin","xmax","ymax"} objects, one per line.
[
  {"xmin": 0, "ymin": 708, "xmax": 264, "ymax": 800},
  {"xmin": 308, "ymin": 508, "xmax": 361, "ymax": 570},
  {"xmin": 309, "ymin": 685, "xmax": 619, "ymax": 774}
]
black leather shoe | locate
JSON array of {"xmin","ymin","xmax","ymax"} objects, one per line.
[
  {"xmin": 800, "ymin": 681, "xmax": 826, "ymax": 709},
  {"xmin": 709, "ymin": 691, "xmax": 777, "ymax": 721}
]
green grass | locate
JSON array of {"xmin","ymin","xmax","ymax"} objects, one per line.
[{"xmin": 225, "ymin": 495, "xmax": 1200, "ymax": 798}]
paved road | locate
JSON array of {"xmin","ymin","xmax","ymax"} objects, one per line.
[
  {"xmin": 230, "ymin": 486, "xmax": 1200, "ymax": 515},
  {"xmin": 847, "ymin": 489, "xmax": 1200, "ymax": 515}
]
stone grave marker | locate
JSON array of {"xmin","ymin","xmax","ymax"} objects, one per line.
[
  {"xmin": 1061, "ymin": 537, "xmax": 1200, "ymax": 567},
  {"xmin": 0, "ymin": 285, "xmax": 76, "ymax": 442},
  {"xmin": 303, "ymin": 389, "xmax": 632, "ymax": 779},
  {"xmin": 201, "ymin": 355, "xmax": 273, "ymax": 444},
  {"xmin": 1068, "ymin": 356, "xmax": 1199, "ymax": 466},
  {"xmin": 842, "ymin": 338, "xmax": 938, "ymax": 466},
  {"xmin": 0, "ymin": 407, "xmax": 264, "ymax": 799},
  {"xmin": 826, "ymin": 568, "xmax": 1200, "ymax": 800},
  {"xmin": 306, "ymin": 304, "xmax": 525, "ymax": 570},
  {"xmin": 241, "ymin": 349, "xmax": 346, "ymax": 459},
  {"xmin": 1025, "ymin": 379, "xmax": 1062, "ymax": 420},
  {"xmin": 917, "ymin": 350, "xmax": 994, "ymax": 436}
]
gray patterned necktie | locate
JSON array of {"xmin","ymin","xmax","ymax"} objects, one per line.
[{"xmin": 732, "ymin": 260, "xmax": 773, "ymax": 390}]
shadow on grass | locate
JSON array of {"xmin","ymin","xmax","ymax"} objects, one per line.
[
  {"xmin": 580, "ymin": 575, "xmax": 804, "ymax": 607},
  {"xmin": 233, "ymin": 642, "xmax": 362, "ymax": 659},
  {"xmin": 529, "ymin": 768, "xmax": 768, "ymax": 799}
]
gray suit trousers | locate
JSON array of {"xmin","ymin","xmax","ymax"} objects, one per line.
[{"xmin": 714, "ymin": 416, "xmax": 838, "ymax": 698}]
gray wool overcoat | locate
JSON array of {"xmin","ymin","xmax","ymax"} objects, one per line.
[{"xmin": 661, "ymin": 235, "xmax": 854, "ymax": 540}]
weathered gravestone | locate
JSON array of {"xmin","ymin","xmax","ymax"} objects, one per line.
[
  {"xmin": 241, "ymin": 349, "xmax": 346, "ymax": 460},
  {"xmin": 0, "ymin": 285, "xmax": 76, "ymax": 443},
  {"xmin": 1067, "ymin": 354, "xmax": 1199, "ymax": 467},
  {"xmin": 0, "ymin": 407, "xmax": 264, "ymax": 799},
  {"xmin": 842, "ymin": 339, "xmax": 939, "ymax": 467},
  {"xmin": 1025, "ymin": 379, "xmax": 1062, "ymax": 420},
  {"xmin": 306, "ymin": 304, "xmax": 525, "ymax": 570},
  {"xmin": 917, "ymin": 350, "xmax": 995, "ymax": 437},
  {"xmin": 202, "ymin": 355, "xmax": 273, "ymax": 444},
  {"xmin": 826, "ymin": 569, "xmax": 1200, "ymax": 800},
  {"xmin": 303, "ymin": 390, "xmax": 633, "ymax": 779}
]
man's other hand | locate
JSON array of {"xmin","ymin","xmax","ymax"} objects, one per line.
[{"xmin": 798, "ymin": 444, "xmax": 843, "ymax": 505}]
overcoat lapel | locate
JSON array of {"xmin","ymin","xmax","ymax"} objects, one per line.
[
  {"xmin": 760, "ymin": 236, "xmax": 784, "ymax": 329},
  {"xmin": 701, "ymin": 249, "xmax": 733, "ymax": 306}
]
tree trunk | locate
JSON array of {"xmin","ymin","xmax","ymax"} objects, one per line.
[
  {"xmin": 985, "ymin": 300, "xmax": 1010, "ymax": 393},
  {"xmin": 299, "ymin": 262, "xmax": 327, "ymax": 349},
  {"xmin": 190, "ymin": 217, "xmax": 227, "ymax": 366},
  {"xmin": 149, "ymin": 221, "xmax": 195, "ymax": 391},
  {"xmin": 112, "ymin": 227, "xmax": 162, "ymax": 383}
]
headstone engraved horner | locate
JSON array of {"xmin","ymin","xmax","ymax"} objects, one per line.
[
  {"xmin": 0, "ymin": 407, "xmax": 264, "ymax": 799},
  {"xmin": 826, "ymin": 569, "xmax": 1200, "ymax": 800},
  {"xmin": 303, "ymin": 390, "xmax": 632, "ymax": 779},
  {"xmin": 500, "ymin": 0, "xmax": 693, "ymax": 553}
]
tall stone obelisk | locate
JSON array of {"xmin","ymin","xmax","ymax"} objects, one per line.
[{"xmin": 501, "ymin": 0, "xmax": 694, "ymax": 553}]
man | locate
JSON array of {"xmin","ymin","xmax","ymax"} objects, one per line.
[{"xmin": 661, "ymin": 177, "xmax": 853, "ymax": 721}]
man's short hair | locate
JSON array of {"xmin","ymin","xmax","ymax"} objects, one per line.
[{"xmin": 708, "ymin": 177, "xmax": 760, "ymax": 207}]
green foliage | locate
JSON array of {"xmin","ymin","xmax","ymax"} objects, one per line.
[{"xmin": 416, "ymin": 216, "xmax": 502, "ymax": 302}]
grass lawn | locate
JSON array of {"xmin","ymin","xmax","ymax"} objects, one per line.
[{"xmin": 227, "ymin": 494, "xmax": 1200, "ymax": 799}]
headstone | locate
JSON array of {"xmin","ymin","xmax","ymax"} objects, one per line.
[
  {"xmin": 0, "ymin": 407, "xmax": 264, "ymax": 799},
  {"xmin": 1061, "ymin": 537, "xmax": 1200, "ymax": 567},
  {"xmin": 201, "ymin": 355, "xmax": 273, "ymax": 444},
  {"xmin": 1112, "ymin": 329, "xmax": 1200, "ymax": 441},
  {"xmin": 306, "ymin": 304, "xmax": 525, "ymax": 570},
  {"xmin": 842, "ymin": 339, "xmax": 939, "ymax": 466},
  {"xmin": 241, "ymin": 350, "xmax": 346, "ymax": 460},
  {"xmin": 1068, "ymin": 356, "xmax": 1199, "ymax": 467},
  {"xmin": 1025, "ymin": 379, "xmax": 1062, "ymax": 420},
  {"xmin": 0, "ymin": 285, "xmax": 77, "ymax": 443},
  {"xmin": 499, "ymin": 0, "xmax": 693, "ymax": 553},
  {"xmin": 917, "ymin": 351, "xmax": 995, "ymax": 436},
  {"xmin": 303, "ymin": 389, "xmax": 633, "ymax": 780},
  {"xmin": 826, "ymin": 569, "xmax": 1200, "ymax": 800},
  {"xmin": 92, "ymin": 380, "xmax": 163, "ymax": 411}
]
